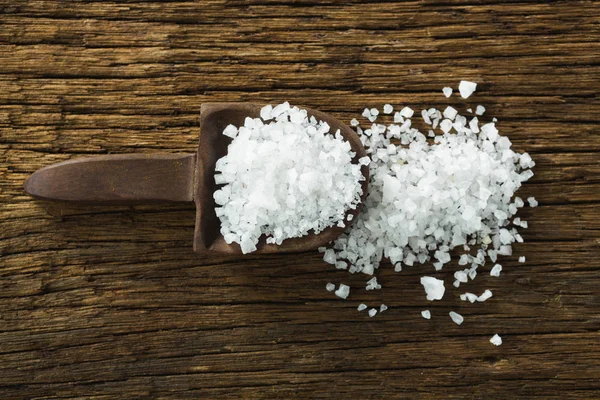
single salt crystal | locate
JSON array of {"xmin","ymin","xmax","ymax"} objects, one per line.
[
  {"xmin": 481, "ymin": 122, "xmax": 499, "ymax": 142},
  {"xmin": 359, "ymin": 156, "xmax": 371, "ymax": 165},
  {"xmin": 490, "ymin": 334, "xmax": 502, "ymax": 346},
  {"xmin": 335, "ymin": 284, "xmax": 350, "ymax": 299},
  {"xmin": 323, "ymin": 249, "xmax": 337, "ymax": 264},
  {"xmin": 442, "ymin": 87, "xmax": 453, "ymax": 98},
  {"xmin": 260, "ymin": 104, "xmax": 273, "ymax": 120},
  {"xmin": 527, "ymin": 197, "xmax": 538, "ymax": 207},
  {"xmin": 519, "ymin": 256, "xmax": 526, "ymax": 263},
  {"xmin": 357, "ymin": 303, "xmax": 367, "ymax": 311},
  {"xmin": 383, "ymin": 104, "xmax": 394, "ymax": 114},
  {"xmin": 490, "ymin": 264, "xmax": 502, "ymax": 277},
  {"xmin": 350, "ymin": 118, "xmax": 359, "ymax": 127},
  {"xmin": 421, "ymin": 310, "xmax": 431, "ymax": 319},
  {"xmin": 394, "ymin": 112, "xmax": 404, "ymax": 123},
  {"xmin": 368, "ymin": 308, "xmax": 377, "ymax": 317},
  {"xmin": 335, "ymin": 261, "xmax": 348, "ymax": 270},
  {"xmin": 514, "ymin": 197, "xmax": 525, "ymax": 207},
  {"xmin": 222, "ymin": 124, "xmax": 238, "ymax": 138},
  {"xmin": 454, "ymin": 270, "xmax": 469, "ymax": 283},
  {"xmin": 467, "ymin": 108, "xmax": 473, "ymax": 113},
  {"xmin": 477, "ymin": 289, "xmax": 493, "ymax": 302},
  {"xmin": 449, "ymin": 311, "xmax": 464, "ymax": 325},
  {"xmin": 421, "ymin": 109, "xmax": 431, "ymax": 124},
  {"xmin": 366, "ymin": 277, "xmax": 381, "ymax": 290},
  {"xmin": 440, "ymin": 119, "xmax": 453, "ymax": 133},
  {"xmin": 443, "ymin": 106, "xmax": 458, "ymax": 120},
  {"xmin": 362, "ymin": 108, "xmax": 371, "ymax": 118},
  {"xmin": 420, "ymin": 276, "xmax": 445, "ymax": 301},
  {"xmin": 475, "ymin": 105, "xmax": 486, "ymax": 115},
  {"xmin": 400, "ymin": 106, "xmax": 414, "ymax": 118},
  {"xmin": 469, "ymin": 117, "xmax": 480, "ymax": 133},
  {"xmin": 370, "ymin": 108, "xmax": 380, "ymax": 116},
  {"xmin": 380, "ymin": 304, "xmax": 388, "ymax": 312},
  {"xmin": 326, "ymin": 283, "xmax": 335, "ymax": 292},
  {"xmin": 458, "ymin": 80, "xmax": 477, "ymax": 98}
]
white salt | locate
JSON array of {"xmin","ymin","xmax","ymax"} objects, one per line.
[
  {"xmin": 366, "ymin": 277, "xmax": 382, "ymax": 290},
  {"xmin": 215, "ymin": 103, "xmax": 363, "ymax": 253},
  {"xmin": 335, "ymin": 284, "xmax": 350, "ymax": 299},
  {"xmin": 383, "ymin": 104, "xmax": 394, "ymax": 114},
  {"xmin": 400, "ymin": 106, "xmax": 414, "ymax": 118},
  {"xmin": 368, "ymin": 308, "xmax": 377, "ymax": 317},
  {"xmin": 420, "ymin": 276, "xmax": 445, "ymax": 301},
  {"xmin": 490, "ymin": 334, "xmax": 502, "ymax": 346},
  {"xmin": 449, "ymin": 311, "xmax": 464, "ymax": 325},
  {"xmin": 477, "ymin": 289, "xmax": 493, "ymax": 302},
  {"xmin": 442, "ymin": 87, "xmax": 453, "ymax": 98},
  {"xmin": 459, "ymin": 80, "xmax": 477, "ymax": 98},
  {"xmin": 519, "ymin": 256, "xmax": 526, "ymax": 263},
  {"xmin": 380, "ymin": 304, "xmax": 388, "ymax": 312},
  {"xmin": 475, "ymin": 105, "xmax": 486, "ymax": 115},
  {"xmin": 527, "ymin": 197, "xmax": 538, "ymax": 207},
  {"xmin": 326, "ymin": 282, "xmax": 335, "ymax": 292},
  {"xmin": 460, "ymin": 292, "xmax": 478, "ymax": 303},
  {"xmin": 490, "ymin": 264, "xmax": 502, "ymax": 277},
  {"xmin": 357, "ymin": 303, "xmax": 367, "ymax": 311},
  {"xmin": 443, "ymin": 106, "xmax": 458, "ymax": 120},
  {"xmin": 350, "ymin": 118, "xmax": 359, "ymax": 127},
  {"xmin": 421, "ymin": 310, "xmax": 431, "ymax": 319}
]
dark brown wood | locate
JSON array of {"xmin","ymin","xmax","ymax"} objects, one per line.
[
  {"xmin": 1, "ymin": 1, "xmax": 599, "ymax": 399},
  {"xmin": 23, "ymin": 153, "xmax": 196, "ymax": 203}
]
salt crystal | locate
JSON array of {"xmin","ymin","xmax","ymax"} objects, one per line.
[
  {"xmin": 260, "ymin": 104, "xmax": 273, "ymax": 120},
  {"xmin": 490, "ymin": 334, "xmax": 502, "ymax": 346},
  {"xmin": 519, "ymin": 256, "xmax": 526, "ymax": 263},
  {"xmin": 527, "ymin": 197, "xmax": 538, "ymax": 207},
  {"xmin": 459, "ymin": 80, "xmax": 477, "ymax": 98},
  {"xmin": 490, "ymin": 264, "xmax": 502, "ymax": 277},
  {"xmin": 323, "ymin": 249, "xmax": 337, "ymax": 264},
  {"xmin": 440, "ymin": 119, "xmax": 453, "ymax": 133},
  {"xmin": 326, "ymin": 283, "xmax": 335, "ymax": 292},
  {"xmin": 366, "ymin": 277, "xmax": 381, "ymax": 290},
  {"xmin": 420, "ymin": 276, "xmax": 445, "ymax": 301},
  {"xmin": 477, "ymin": 289, "xmax": 493, "ymax": 302},
  {"xmin": 449, "ymin": 311, "xmax": 464, "ymax": 325},
  {"xmin": 400, "ymin": 106, "xmax": 414, "ymax": 118},
  {"xmin": 350, "ymin": 118, "xmax": 359, "ymax": 127},
  {"xmin": 383, "ymin": 104, "xmax": 394, "ymax": 114},
  {"xmin": 368, "ymin": 308, "xmax": 377, "ymax": 317},
  {"xmin": 222, "ymin": 124, "xmax": 238, "ymax": 138},
  {"xmin": 475, "ymin": 105, "xmax": 486, "ymax": 115},
  {"xmin": 443, "ymin": 106, "xmax": 458, "ymax": 120},
  {"xmin": 335, "ymin": 284, "xmax": 350, "ymax": 299},
  {"xmin": 380, "ymin": 304, "xmax": 388, "ymax": 312},
  {"xmin": 370, "ymin": 108, "xmax": 380, "ymax": 116},
  {"xmin": 362, "ymin": 108, "xmax": 371, "ymax": 118},
  {"xmin": 357, "ymin": 303, "xmax": 367, "ymax": 311},
  {"xmin": 442, "ymin": 87, "xmax": 453, "ymax": 97},
  {"xmin": 421, "ymin": 310, "xmax": 431, "ymax": 319}
]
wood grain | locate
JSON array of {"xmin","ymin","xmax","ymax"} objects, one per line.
[{"xmin": 1, "ymin": 1, "xmax": 599, "ymax": 399}]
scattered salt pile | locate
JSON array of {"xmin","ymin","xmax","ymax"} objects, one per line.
[
  {"xmin": 214, "ymin": 103, "xmax": 364, "ymax": 254},
  {"xmin": 323, "ymin": 82, "xmax": 536, "ymax": 343}
]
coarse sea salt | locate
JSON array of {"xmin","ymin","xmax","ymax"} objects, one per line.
[
  {"xmin": 323, "ymin": 82, "xmax": 535, "ymax": 327},
  {"xmin": 458, "ymin": 80, "xmax": 477, "ymax": 98},
  {"xmin": 490, "ymin": 334, "xmax": 503, "ymax": 346},
  {"xmin": 214, "ymin": 103, "xmax": 364, "ymax": 254},
  {"xmin": 442, "ymin": 87, "xmax": 453, "ymax": 98},
  {"xmin": 449, "ymin": 311, "xmax": 464, "ymax": 325},
  {"xmin": 421, "ymin": 310, "xmax": 431, "ymax": 319}
]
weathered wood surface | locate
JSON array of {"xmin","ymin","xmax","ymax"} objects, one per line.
[{"xmin": 1, "ymin": 1, "xmax": 599, "ymax": 398}]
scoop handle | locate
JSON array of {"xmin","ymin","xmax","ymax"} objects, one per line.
[{"xmin": 24, "ymin": 153, "xmax": 196, "ymax": 204}]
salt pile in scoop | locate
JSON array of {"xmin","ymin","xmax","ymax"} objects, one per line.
[
  {"xmin": 323, "ymin": 82, "xmax": 536, "ymax": 337},
  {"xmin": 214, "ymin": 102, "xmax": 364, "ymax": 254}
]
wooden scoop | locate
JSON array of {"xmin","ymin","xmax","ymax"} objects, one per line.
[{"xmin": 24, "ymin": 103, "xmax": 369, "ymax": 254}]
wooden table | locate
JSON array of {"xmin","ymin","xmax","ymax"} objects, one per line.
[{"xmin": 1, "ymin": 1, "xmax": 599, "ymax": 399}]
